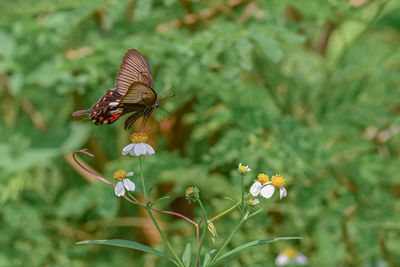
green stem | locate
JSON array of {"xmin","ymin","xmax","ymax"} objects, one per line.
[
  {"xmin": 208, "ymin": 201, "xmax": 241, "ymax": 223},
  {"xmin": 196, "ymin": 200, "xmax": 208, "ymax": 265},
  {"xmin": 241, "ymin": 174, "xmax": 244, "ymax": 217},
  {"xmin": 127, "ymin": 192, "xmax": 183, "ymax": 266},
  {"xmin": 136, "ymin": 156, "xmax": 183, "ymax": 267},
  {"xmin": 139, "ymin": 156, "xmax": 148, "ymax": 203},
  {"xmin": 209, "ymin": 217, "xmax": 246, "ymax": 266},
  {"xmin": 146, "ymin": 208, "xmax": 184, "ymax": 267}
]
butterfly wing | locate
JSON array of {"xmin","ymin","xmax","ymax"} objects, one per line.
[
  {"xmin": 116, "ymin": 49, "xmax": 154, "ymax": 96},
  {"xmin": 121, "ymin": 82, "xmax": 157, "ymax": 106},
  {"xmin": 124, "ymin": 111, "xmax": 144, "ymax": 130}
]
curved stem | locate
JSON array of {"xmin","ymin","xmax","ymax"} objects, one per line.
[{"xmin": 72, "ymin": 150, "xmax": 198, "ymax": 227}]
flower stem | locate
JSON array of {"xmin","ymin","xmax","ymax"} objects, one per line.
[
  {"xmin": 241, "ymin": 174, "xmax": 244, "ymax": 217},
  {"xmin": 136, "ymin": 157, "xmax": 184, "ymax": 267},
  {"xmin": 139, "ymin": 156, "xmax": 148, "ymax": 204},
  {"xmin": 208, "ymin": 201, "xmax": 241, "ymax": 223},
  {"xmin": 146, "ymin": 208, "xmax": 184, "ymax": 267},
  {"xmin": 196, "ymin": 199, "xmax": 208, "ymax": 267},
  {"xmin": 209, "ymin": 216, "xmax": 246, "ymax": 265}
]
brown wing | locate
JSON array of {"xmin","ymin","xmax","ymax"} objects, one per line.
[
  {"xmin": 121, "ymin": 82, "xmax": 157, "ymax": 106},
  {"xmin": 116, "ymin": 49, "xmax": 154, "ymax": 96}
]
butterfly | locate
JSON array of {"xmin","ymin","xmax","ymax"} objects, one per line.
[{"xmin": 73, "ymin": 49, "xmax": 166, "ymax": 131}]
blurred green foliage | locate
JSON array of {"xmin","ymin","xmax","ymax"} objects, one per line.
[{"xmin": 0, "ymin": 0, "xmax": 399, "ymax": 266}]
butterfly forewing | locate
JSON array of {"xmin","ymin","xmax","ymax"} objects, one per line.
[{"xmin": 116, "ymin": 49, "xmax": 154, "ymax": 96}]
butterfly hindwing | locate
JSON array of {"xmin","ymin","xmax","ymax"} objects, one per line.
[{"xmin": 121, "ymin": 82, "xmax": 157, "ymax": 106}]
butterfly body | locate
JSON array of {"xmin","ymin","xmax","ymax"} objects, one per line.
[{"xmin": 73, "ymin": 49, "xmax": 161, "ymax": 131}]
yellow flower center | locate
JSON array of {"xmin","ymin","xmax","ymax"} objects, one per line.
[
  {"xmin": 130, "ymin": 132, "xmax": 148, "ymax": 143},
  {"xmin": 257, "ymin": 173, "xmax": 269, "ymax": 184},
  {"xmin": 186, "ymin": 188, "xmax": 194, "ymax": 195},
  {"xmin": 248, "ymin": 199, "xmax": 254, "ymax": 205},
  {"xmin": 283, "ymin": 248, "xmax": 299, "ymax": 259},
  {"xmin": 239, "ymin": 166, "xmax": 246, "ymax": 172},
  {"xmin": 271, "ymin": 174, "xmax": 285, "ymax": 188},
  {"xmin": 113, "ymin": 169, "xmax": 127, "ymax": 181}
]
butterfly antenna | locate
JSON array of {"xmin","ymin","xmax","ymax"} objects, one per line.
[
  {"xmin": 159, "ymin": 106, "xmax": 173, "ymax": 120},
  {"xmin": 159, "ymin": 84, "xmax": 175, "ymax": 100}
]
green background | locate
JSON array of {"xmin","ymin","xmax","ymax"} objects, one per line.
[{"xmin": 0, "ymin": 0, "xmax": 399, "ymax": 266}]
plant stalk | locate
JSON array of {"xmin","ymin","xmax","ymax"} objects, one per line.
[
  {"xmin": 196, "ymin": 199, "xmax": 208, "ymax": 266},
  {"xmin": 209, "ymin": 217, "xmax": 246, "ymax": 266}
]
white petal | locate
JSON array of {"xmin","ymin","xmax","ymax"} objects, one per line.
[
  {"xmin": 238, "ymin": 163, "xmax": 242, "ymax": 168},
  {"xmin": 280, "ymin": 187, "xmax": 287, "ymax": 199},
  {"xmin": 126, "ymin": 172, "xmax": 134, "ymax": 177},
  {"xmin": 129, "ymin": 144, "xmax": 137, "ymax": 156},
  {"xmin": 115, "ymin": 181, "xmax": 125, "ymax": 197},
  {"xmin": 247, "ymin": 167, "xmax": 251, "ymax": 172},
  {"xmin": 109, "ymin": 102, "xmax": 119, "ymax": 107},
  {"xmin": 275, "ymin": 253, "xmax": 290, "ymax": 266},
  {"xmin": 260, "ymin": 185, "xmax": 275, "ymax": 199},
  {"xmin": 296, "ymin": 253, "xmax": 307, "ymax": 265},
  {"xmin": 133, "ymin": 143, "xmax": 146, "ymax": 156},
  {"xmin": 123, "ymin": 178, "xmax": 136, "ymax": 191},
  {"xmin": 252, "ymin": 199, "xmax": 260, "ymax": 205},
  {"xmin": 122, "ymin": 143, "xmax": 134, "ymax": 155},
  {"xmin": 249, "ymin": 181, "xmax": 262, "ymax": 196},
  {"xmin": 144, "ymin": 143, "xmax": 155, "ymax": 156}
]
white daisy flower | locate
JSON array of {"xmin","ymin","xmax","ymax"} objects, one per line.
[
  {"xmin": 276, "ymin": 248, "xmax": 307, "ymax": 266},
  {"xmin": 122, "ymin": 132, "xmax": 155, "ymax": 157},
  {"xmin": 250, "ymin": 173, "xmax": 287, "ymax": 200},
  {"xmin": 248, "ymin": 198, "xmax": 260, "ymax": 206},
  {"xmin": 238, "ymin": 163, "xmax": 251, "ymax": 174},
  {"xmin": 113, "ymin": 170, "xmax": 135, "ymax": 197}
]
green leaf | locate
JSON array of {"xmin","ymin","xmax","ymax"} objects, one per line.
[
  {"xmin": 182, "ymin": 243, "xmax": 191, "ymax": 266},
  {"xmin": 214, "ymin": 237, "xmax": 302, "ymax": 264},
  {"xmin": 76, "ymin": 239, "xmax": 175, "ymax": 263},
  {"xmin": 203, "ymin": 249, "xmax": 216, "ymax": 267}
]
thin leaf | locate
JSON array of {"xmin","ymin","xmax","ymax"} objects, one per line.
[
  {"xmin": 182, "ymin": 243, "xmax": 191, "ymax": 266},
  {"xmin": 214, "ymin": 237, "xmax": 303, "ymax": 264},
  {"xmin": 76, "ymin": 239, "xmax": 175, "ymax": 263},
  {"xmin": 202, "ymin": 249, "xmax": 216, "ymax": 267}
]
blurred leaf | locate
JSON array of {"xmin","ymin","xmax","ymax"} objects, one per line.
[
  {"xmin": 203, "ymin": 249, "xmax": 216, "ymax": 267},
  {"xmin": 182, "ymin": 243, "xmax": 191, "ymax": 266}
]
